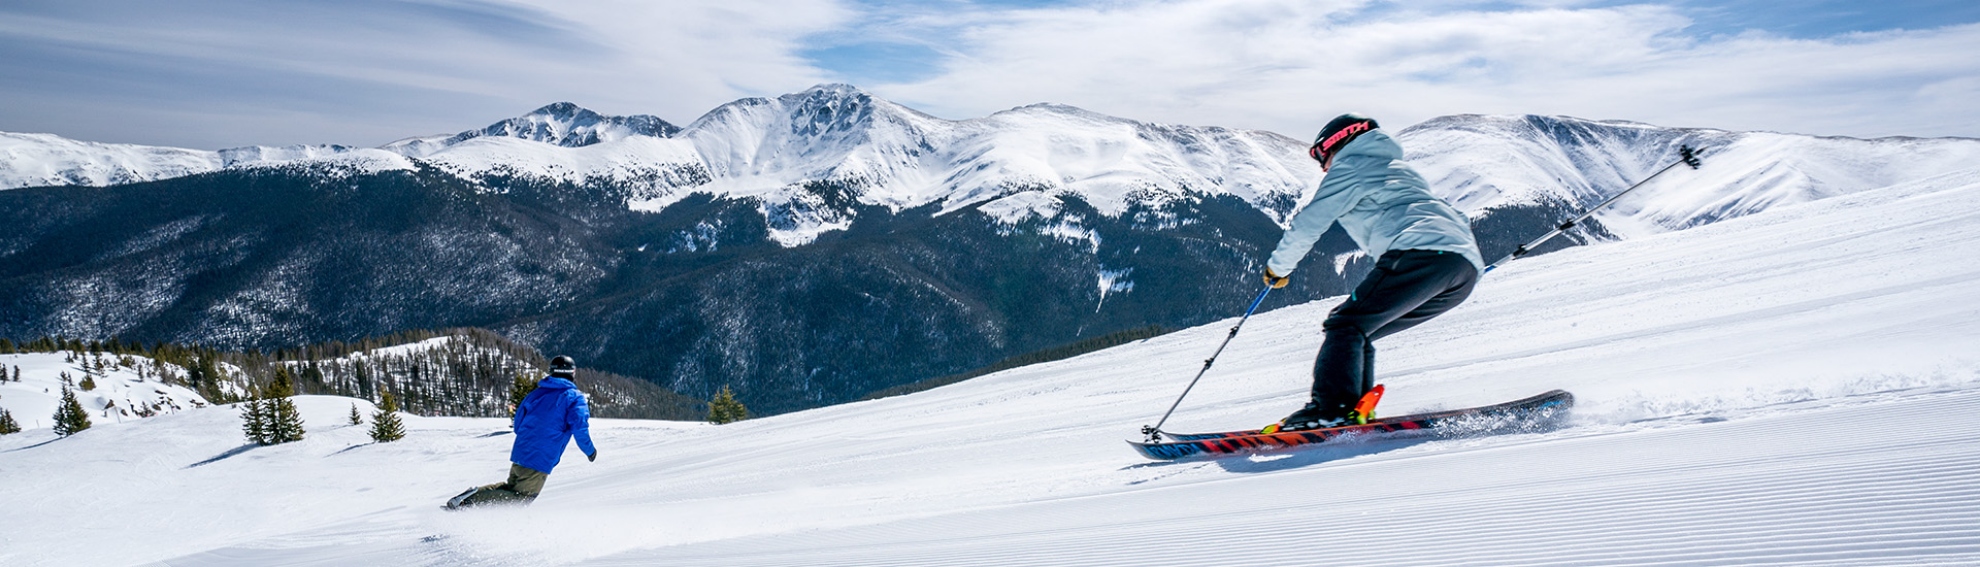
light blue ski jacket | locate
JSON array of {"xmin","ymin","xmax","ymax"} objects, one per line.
[
  {"xmin": 1268, "ymin": 129, "xmax": 1484, "ymax": 275},
  {"xmin": 510, "ymin": 377, "xmax": 595, "ymax": 474}
]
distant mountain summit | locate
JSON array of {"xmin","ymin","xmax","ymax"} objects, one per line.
[
  {"xmin": 378, "ymin": 102, "xmax": 679, "ymax": 157},
  {"xmin": 445, "ymin": 101, "xmax": 680, "ymax": 149}
]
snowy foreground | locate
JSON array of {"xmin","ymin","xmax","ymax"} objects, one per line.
[{"xmin": 6, "ymin": 170, "xmax": 1980, "ymax": 566}]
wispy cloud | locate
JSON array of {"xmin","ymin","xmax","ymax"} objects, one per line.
[
  {"xmin": 0, "ymin": 0, "xmax": 848, "ymax": 148},
  {"xmin": 863, "ymin": 0, "xmax": 1980, "ymax": 139},
  {"xmin": 0, "ymin": 0, "xmax": 1974, "ymax": 148}
]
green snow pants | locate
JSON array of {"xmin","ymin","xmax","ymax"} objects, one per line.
[{"xmin": 476, "ymin": 463, "xmax": 550, "ymax": 504}]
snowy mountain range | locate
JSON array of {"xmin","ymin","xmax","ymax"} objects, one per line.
[
  {"xmin": 8, "ymin": 84, "xmax": 1978, "ymax": 245},
  {"xmin": 5, "ymin": 84, "xmax": 1979, "ymax": 414},
  {"xmin": 1402, "ymin": 114, "xmax": 1980, "ymax": 236}
]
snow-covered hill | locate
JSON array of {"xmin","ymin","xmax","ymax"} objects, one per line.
[
  {"xmin": 0, "ymin": 352, "xmax": 210, "ymax": 431},
  {"xmin": 0, "ymin": 132, "xmax": 222, "ymax": 188},
  {"xmin": 5, "ymin": 161, "xmax": 1976, "ymax": 565}
]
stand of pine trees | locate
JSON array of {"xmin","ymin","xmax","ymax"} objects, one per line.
[
  {"xmin": 241, "ymin": 368, "xmax": 306, "ymax": 445},
  {"xmin": 0, "ymin": 408, "xmax": 21, "ymax": 435},
  {"xmin": 267, "ymin": 329, "xmax": 698, "ymax": 419},
  {"xmin": 708, "ymin": 386, "xmax": 749, "ymax": 424}
]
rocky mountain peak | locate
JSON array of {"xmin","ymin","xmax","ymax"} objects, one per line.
[{"xmin": 446, "ymin": 102, "xmax": 680, "ymax": 148}]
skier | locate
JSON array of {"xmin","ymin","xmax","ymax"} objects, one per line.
[
  {"xmin": 447, "ymin": 355, "xmax": 597, "ymax": 509},
  {"xmin": 1261, "ymin": 113, "xmax": 1485, "ymax": 432}
]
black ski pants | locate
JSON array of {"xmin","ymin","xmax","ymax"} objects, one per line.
[{"xmin": 1311, "ymin": 249, "xmax": 1479, "ymax": 411}]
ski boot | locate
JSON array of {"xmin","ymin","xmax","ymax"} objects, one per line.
[
  {"xmin": 1262, "ymin": 385, "xmax": 1385, "ymax": 434},
  {"xmin": 1261, "ymin": 402, "xmax": 1352, "ymax": 434}
]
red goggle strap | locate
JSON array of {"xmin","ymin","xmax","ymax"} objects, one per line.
[{"xmin": 1311, "ymin": 121, "xmax": 1372, "ymax": 163}]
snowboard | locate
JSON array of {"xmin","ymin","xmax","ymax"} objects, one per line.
[
  {"xmin": 443, "ymin": 486, "xmax": 533, "ymax": 510},
  {"xmin": 1130, "ymin": 389, "xmax": 1574, "ymax": 460}
]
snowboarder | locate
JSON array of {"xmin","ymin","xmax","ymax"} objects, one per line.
[
  {"xmin": 1260, "ymin": 113, "xmax": 1485, "ymax": 432},
  {"xmin": 447, "ymin": 355, "xmax": 597, "ymax": 509}
]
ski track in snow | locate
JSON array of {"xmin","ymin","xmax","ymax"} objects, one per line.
[{"xmin": 4, "ymin": 172, "xmax": 1980, "ymax": 565}]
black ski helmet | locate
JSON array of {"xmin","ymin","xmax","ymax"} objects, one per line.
[
  {"xmin": 549, "ymin": 356, "xmax": 577, "ymax": 377},
  {"xmin": 1310, "ymin": 113, "xmax": 1379, "ymax": 168}
]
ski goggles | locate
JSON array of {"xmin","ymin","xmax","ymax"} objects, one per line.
[{"xmin": 1310, "ymin": 121, "xmax": 1374, "ymax": 164}]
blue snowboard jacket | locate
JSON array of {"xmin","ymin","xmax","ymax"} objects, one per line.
[{"xmin": 510, "ymin": 377, "xmax": 595, "ymax": 474}]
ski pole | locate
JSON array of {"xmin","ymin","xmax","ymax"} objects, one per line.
[
  {"xmin": 1484, "ymin": 145, "xmax": 1704, "ymax": 273},
  {"xmin": 1143, "ymin": 285, "xmax": 1274, "ymax": 442}
]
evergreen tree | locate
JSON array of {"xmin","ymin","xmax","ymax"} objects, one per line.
[
  {"xmin": 508, "ymin": 373, "xmax": 540, "ymax": 415},
  {"xmin": 264, "ymin": 367, "xmax": 305, "ymax": 444},
  {"xmin": 348, "ymin": 403, "xmax": 364, "ymax": 426},
  {"xmin": 198, "ymin": 354, "xmax": 232, "ymax": 403},
  {"xmin": 0, "ymin": 408, "xmax": 21, "ymax": 435},
  {"xmin": 242, "ymin": 368, "xmax": 306, "ymax": 445},
  {"xmin": 52, "ymin": 385, "xmax": 92, "ymax": 437},
  {"xmin": 78, "ymin": 373, "xmax": 97, "ymax": 392},
  {"xmin": 241, "ymin": 399, "xmax": 270, "ymax": 445},
  {"xmin": 267, "ymin": 366, "xmax": 295, "ymax": 398},
  {"xmin": 707, "ymin": 386, "xmax": 749, "ymax": 424},
  {"xmin": 369, "ymin": 391, "xmax": 406, "ymax": 443},
  {"xmin": 266, "ymin": 397, "xmax": 306, "ymax": 444}
]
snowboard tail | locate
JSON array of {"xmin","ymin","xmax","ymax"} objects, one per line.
[
  {"xmin": 1131, "ymin": 389, "xmax": 1573, "ymax": 460},
  {"xmin": 443, "ymin": 486, "xmax": 534, "ymax": 510}
]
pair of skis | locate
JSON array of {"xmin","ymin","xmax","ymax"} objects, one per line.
[{"xmin": 1130, "ymin": 389, "xmax": 1574, "ymax": 460}]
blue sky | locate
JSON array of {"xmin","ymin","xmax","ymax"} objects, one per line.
[
  {"xmin": 2, "ymin": 0, "xmax": 1976, "ymax": 148},
  {"xmin": 808, "ymin": 1, "xmax": 1980, "ymax": 86}
]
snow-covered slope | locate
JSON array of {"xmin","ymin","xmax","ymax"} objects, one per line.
[
  {"xmin": 0, "ymin": 132, "xmax": 222, "ymax": 188},
  {"xmin": 1403, "ymin": 114, "xmax": 1980, "ymax": 236},
  {"xmin": 5, "ymin": 163, "xmax": 1977, "ymax": 565},
  {"xmin": 0, "ymin": 352, "xmax": 209, "ymax": 430},
  {"xmin": 0, "ymin": 132, "xmax": 405, "ymax": 189}
]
